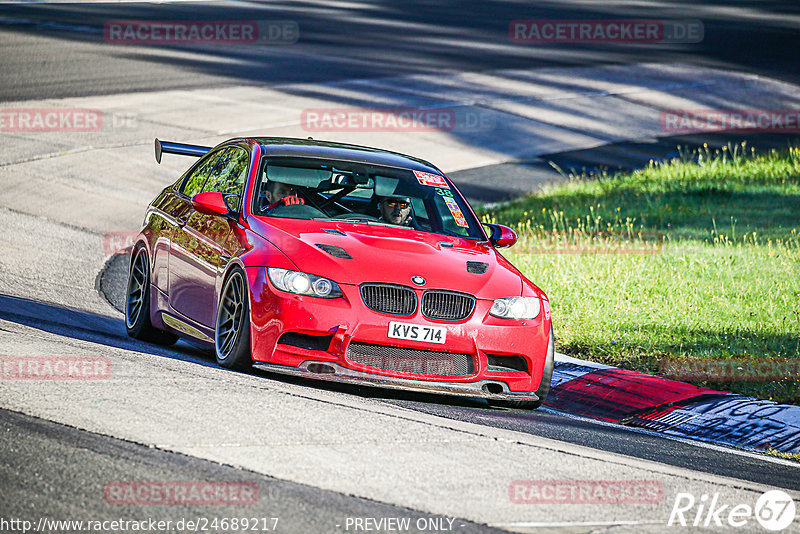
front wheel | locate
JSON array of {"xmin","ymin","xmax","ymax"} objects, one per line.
[
  {"xmin": 215, "ymin": 267, "xmax": 252, "ymax": 370},
  {"xmin": 490, "ymin": 325, "xmax": 554, "ymax": 410},
  {"xmin": 125, "ymin": 247, "xmax": 178, "ymax": 346}
]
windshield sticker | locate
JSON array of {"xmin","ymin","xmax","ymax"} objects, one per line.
[
  {"xmin": 443, "ymin": 196, "xmax": 469, "ymax": 227},
  {"xmin": 414, "ymin": 170, "xmax": 449, "ymax": 188}
]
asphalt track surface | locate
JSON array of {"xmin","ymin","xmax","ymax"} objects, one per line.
[
  {"xmin": 0, "ymin": 408, "xmax": 503, "ymax": 534},
  {"xmin": 0, "ymin": 0, "xmax": 799, "ymax": 102},
  {"xmin": 2, "ymin": 1, "xmax": 800, "ymax": 532}
]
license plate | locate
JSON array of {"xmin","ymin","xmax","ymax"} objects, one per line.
[{"xmin": 388, "ymin": 321, "xmax": 446, "ymax": 344}]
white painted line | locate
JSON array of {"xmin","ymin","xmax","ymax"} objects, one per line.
[
  {"xmin": 554, "ymin": 351, "xmax": 614, "ymax": 369},
  {"xmin": 493, "ymin": 520, "xmax": 650, "ymax": 528},
  {"xmin": 0, "ymin": 1, "xmax": 220, "ymax": 4}
]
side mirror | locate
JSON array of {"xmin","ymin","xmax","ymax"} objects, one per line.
[
  {"xmin": 192, "ymin": 192, "xmax": 230, "ymax": 217},
  {"xmin": 484, "ymin": 223, "xmax": 517, "ymax": 248}
]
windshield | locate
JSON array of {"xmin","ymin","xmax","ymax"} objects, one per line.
[{"xmin": 252, "ymin": 158, "xmax": 485, "ymax": 239}]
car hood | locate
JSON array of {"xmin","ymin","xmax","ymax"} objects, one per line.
[{"xmin": 248, "ymin": 217, "xmax": 524, "ymax": 299}]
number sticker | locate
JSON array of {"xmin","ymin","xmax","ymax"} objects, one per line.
[{"xmin": 435, "ymin": 187, "xmax": 453, "ymax": 197}]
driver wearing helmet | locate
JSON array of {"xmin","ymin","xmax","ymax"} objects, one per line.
[{"xmin": 264, "ymin": 181, "xmax": 304, "ymax": 211}]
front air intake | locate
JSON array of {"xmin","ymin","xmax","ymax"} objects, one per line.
[
  {"xmin": 487, "ymin": 354, "xmax": 529, "ymax": 373},
  {"xmin": 346, "ymin": 341, "xmax": 474, "ymax": 376},
  {"xmin": 277, "ymin": 332, "xmax": 333, "ymax": 351}
]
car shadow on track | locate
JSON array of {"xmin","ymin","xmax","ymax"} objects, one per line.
[
  {"xmin": 249, "ymin": 364, "xmax": 498, "ymax": 411},
  {"xmin": 0, "ymin": 292, "xmax": 504, "ymax": 412},
  {"xmin": 0, "ymin": 293, "xmax": 215, "ymax": 368}
]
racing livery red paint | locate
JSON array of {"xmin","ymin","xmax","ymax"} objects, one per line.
[{"xmin": 125, "ymin": 137, "xmax": 553, "ymax": 408}]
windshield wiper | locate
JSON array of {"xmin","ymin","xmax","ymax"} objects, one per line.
[
  {"xmin": 313, "ymin": 216, "xmax": 371, "ymax": 223},
  {"xmin": 312, "ymin": 216, "xmax": 398, "ymax": 227}
]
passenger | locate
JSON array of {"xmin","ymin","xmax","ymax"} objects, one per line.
[{"xmin": 379, "ymin": 196, "xmax": 413, "ymax": 226}]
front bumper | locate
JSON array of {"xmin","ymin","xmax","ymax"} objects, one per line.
[{"xmin": 246, "ymin": 267, "xmax": 550, "ymax": 395}]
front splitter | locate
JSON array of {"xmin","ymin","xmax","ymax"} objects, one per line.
[{"xmin": 252, "ymin": 361, "xmax": 539, "ymax": 401}]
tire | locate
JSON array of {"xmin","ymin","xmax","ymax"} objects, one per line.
[
  {"xmin": 214, "ymin": 267, "xmax": 252, "ymax": 370},
  {"xmin": 125, "ymin": 247, "xmax": 179, "ymax": 346},
  {"xmin": 491, "ymin": 325, "xmax": 555, "ymax": 410}
]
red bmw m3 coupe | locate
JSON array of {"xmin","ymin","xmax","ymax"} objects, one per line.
[{"xmin": 125, "ymin": 137, "xmax": 553, "ymax": 408}]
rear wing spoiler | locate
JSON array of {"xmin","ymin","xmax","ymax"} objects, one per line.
[{"xmin": 155, "ymin": 138, "xmax": 211, "ymax": 164}]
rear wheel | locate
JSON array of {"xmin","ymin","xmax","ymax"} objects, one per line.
[
  {"xmin": 215, "ymin": 267, "xmax": 252, "ymax": 370},
  {"xmin": 490, "ymin": 325, "xmax": 554, "ymax": 410},
  {"xmin": 125, "ymin": 247, "xmax": 178, "ymax": 345}
]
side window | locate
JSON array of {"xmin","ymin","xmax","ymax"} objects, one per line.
[
  {"xmin": 201, "ymin": 146, "xmax": 250, "ymax": 199},
  {"xmin": 180, "ymin": 150, "xmax": 226, "ymax": 197}
]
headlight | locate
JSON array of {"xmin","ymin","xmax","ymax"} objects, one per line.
[
  {"xmin": 490, "ymin": 296, "xmax": 541, "ymax": 319},
  {"xmin": 267, "ymin": 268, "xmax": 342, "ymax": 298}
]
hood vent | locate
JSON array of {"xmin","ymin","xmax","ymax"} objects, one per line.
[
  {"xmin": 466, "ymin": 261, "xmax": 488, "ymax": 274},
  {"xmin": 316, "ymin": 243, "xmax": 352, "ymax": 259},
  {"xmin": 322, "ymin": 228, "xmax": 346, "ymax": 236}
]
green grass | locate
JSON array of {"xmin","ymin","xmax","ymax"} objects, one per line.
[
  {"xmin": 479, "ymin": 143, "xmax": 800, "ymax": 404},
  {"xmin": 766, "ymin": 449, "xmax": 800, "ymax": 463}
]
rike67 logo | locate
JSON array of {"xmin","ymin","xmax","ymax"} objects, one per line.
[{"xmin": 668, "ymin": 490, "xmax": 796, "ymax": 531}]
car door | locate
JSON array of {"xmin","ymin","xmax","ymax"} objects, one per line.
[
  {"xmin": 169, "ymin": 145, "xmax": 250, "ymax": 328},
  {"xmin": 152, "ymin": 150, "xmax": 223, "ymax": 293}
]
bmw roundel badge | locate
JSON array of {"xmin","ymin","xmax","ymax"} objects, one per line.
[{"xmin": 411, "ymin": 276, "xmax": 426, "ymax": 286}]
